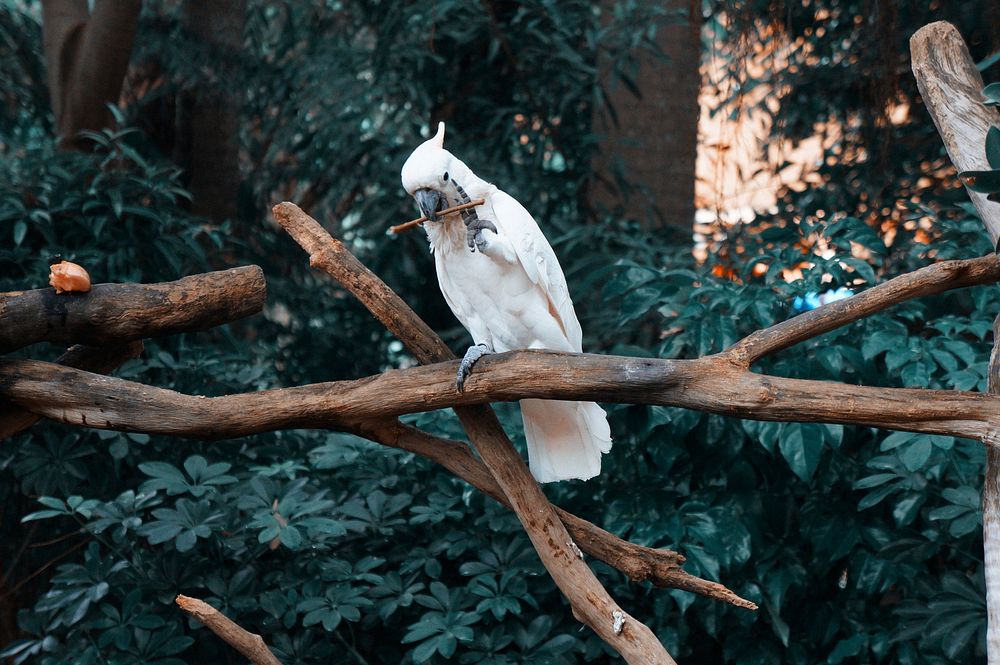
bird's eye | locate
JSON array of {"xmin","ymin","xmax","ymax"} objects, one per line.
[{"xmin": 442, "ymin": 171, "xmax": 449, "ymax": 182}]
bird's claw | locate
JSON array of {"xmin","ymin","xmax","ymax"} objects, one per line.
[
  {"xmin": 457, "ymin": 343, "xmax": 492, "ymax": 392},
  {"xmin": 465, "ymin": 218, "xmax": 497, "ymax": 253}
]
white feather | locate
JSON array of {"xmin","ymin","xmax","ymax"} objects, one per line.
[{"xmin": 401, "ymin": 124, "xmax": 612, "ymax": 482}]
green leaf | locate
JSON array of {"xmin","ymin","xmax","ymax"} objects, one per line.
[
  {"xmin": 13, "ymin": 220, "xmax": 26, "ymax": 246},
  {"xmin": 880, "ymin": 431, "xmax": 914, "ymax": 451},
  {"xmin": 928, "ymin": 505, "xmax": 969, "ymax": 520},
  {"xmin": 899, "ymin": 438, "xmax": 932, "ymax": 472},
  {"xmin": 857, "ymin": 483, "xmax": 898, "ymax": 510},
  {"xmin": 853, "ymin": 473, "xmax": 898, "ymax": 490},
  {"xmin": 779, "ymin": 423, "xmax": 824, "ymax": 482},
  {"xmin": 987, "ymin": 126, "xmax": 1000, "ymax": 170},
  {"xmin": 984, "ymin": 82, "xmax": 1000, "ymax": 105},
  {"xmin": 862, "ymin": 330, "xmax": 901, "ymax": 361},
  {"xmin": 958, "ymin": 169, "xmax": 1000, "ymax": 193}
]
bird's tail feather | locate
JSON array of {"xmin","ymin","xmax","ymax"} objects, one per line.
[{"xmin": 520, "ymin": 399, "xmax": 612, "ymax": 483}]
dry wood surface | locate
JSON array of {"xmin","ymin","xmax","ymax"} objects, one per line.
[
  {"xmin": 176, "ymin": 595, "xmax": 283, "ymax": 665},
  {"xmin": 912, "ymin": 21, "xmax": 1000, "ymax": 663},
  {"xmin": 0, "ymin": 265, "xmax": 266, "ymax": 354},
  {"xmin": 273, "ymin": 202, "xmax": 677, "ymax": 663},
  {"xmin": 0, "ymin": 341, "xmax": 143, "ymax": 439}
]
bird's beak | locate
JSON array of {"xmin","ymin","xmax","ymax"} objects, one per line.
[{"xmin": 414, "ymin": 188, "xmax": 443, "ymax": 222}]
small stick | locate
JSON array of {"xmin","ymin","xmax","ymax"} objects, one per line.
[
  {"xmin": 388, "ymin": 199, "xmax": 485, "ymax": 234},
  {"xmin": 176, "ymin": 595, "xmax": 283, "ymax": 665}
]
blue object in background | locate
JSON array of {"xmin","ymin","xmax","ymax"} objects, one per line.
[{"xmin": 793, "ymin": 286, "xmax": 853, "ymax": 312}]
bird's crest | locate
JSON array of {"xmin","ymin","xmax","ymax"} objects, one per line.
[{"xmin": 401, "ymin": 122, "xmax": 462, "ymax": 196}]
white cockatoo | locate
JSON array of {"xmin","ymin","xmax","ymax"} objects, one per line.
[{"xmin": 400, "ymin": 122, "xmax": 612, "ymax": 483}]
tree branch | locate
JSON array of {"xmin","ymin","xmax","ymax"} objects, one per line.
[
  {"xmin": 727, "ymin": 254, "xmax": 1000, "ymax": 366},
  {"xmin": 911, "ymin": 21, "xmax": 1000, "ymax": 246},
  {"xmin": 0, "ymin": 265, "xmax": 266, "ymax": 354},
  {"xmin": 175, "ymin": 595, "xmax": 283, "ymax": 665},
  {"xmin": 0, "ymin": 356, "xmax": 749, "ymax": 607},
  {"xmin": 352, "ymin": 419, "xmax": 757, "ymax": 609},
  {"xmin": 0, "ymin": 341, "xmax": 143, "ymax": 440},
  {"xmin": 912, "ymin": 22, "xmax": 1000, "ymax": 663},
  {"xmin": 4, "ymin": 350, "xmax": 996, "ymax": 442},
  {"xmin": 271, "ymin": 201, "xmax": 677, "ymax": 662}
]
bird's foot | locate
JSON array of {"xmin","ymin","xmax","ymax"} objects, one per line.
[
  {"xmin": 465, "ymin": 217, "xmax": 498, "ymax": 253},
  {"xmin": 457, "ymin": 343, "xmax": 492, "ymax": 392}
]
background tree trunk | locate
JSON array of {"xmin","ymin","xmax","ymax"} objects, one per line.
[
  {"xmin": 179, "ymin": 0, "xmax": 245, "ymax": 222},
  {"xmin": 41, "ymin": 0, "xmax": 141, "ymax": 149},
  {"xmin": 591, "ymin": 0, "xmax": 701, "ymax": 230}
]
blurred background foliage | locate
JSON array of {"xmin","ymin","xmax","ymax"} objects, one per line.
[{"xmin": 1, "ymin": 0, "xmax": 1000, "ymax": 663}]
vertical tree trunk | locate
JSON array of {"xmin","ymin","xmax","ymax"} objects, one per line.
[
  {"xmin": 911, "ymin": 22, "xmax": 1000, "ymax": 662},
  {"xmin": 988, "ymin": 354, "xmax": 1000, "ymax": 660},
  {"xmin": 591, "ymin": 0, "xmax": 701, "ymax": 230},
  {"xmin": 181, "ymin": 0, "xmax": 245, "ymax": 222},
  {"xmin": 41, "ymin": 0, "xmax": 141, "ymax": 149}
]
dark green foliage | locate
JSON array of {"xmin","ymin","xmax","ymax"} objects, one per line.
[
  {"xmin": 959, "ymin": 124, "xmax": 1000, "ymax": 202},
  {"xmin": 2, "ymin": 1, "xmax": 1000, "ymax": 664}
]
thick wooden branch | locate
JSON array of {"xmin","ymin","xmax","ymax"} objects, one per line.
[
  {"xmin": 273, "ymin": 201, "xmax": 676, "ymax": 662},
  {"xmin": 0, "ymin": 341, "xmax": 143, "ymax": 440},
  {"xmin": 0, "ymin": 266, "xmax": 266, "ymax": 354},
  {"xmin": 911, "ymin": 22, "xmax": 1000, "ymax": 245},
  {"xmin": 4, "ymin": 351, "xmax": 995, "ymax": 443},
  {"xmin": 175, "ymin": 595, "xmax": 283, "ymax": 665},
  {"xmin": 728, "ymin": 254, "xmax": 1000, "ymax": 365}
]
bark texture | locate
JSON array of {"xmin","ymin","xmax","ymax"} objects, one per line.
[
  {"xmin": 271, "ymin": 202, "xmax": 676, "ymax": 663},
  {"xmin": 0, "ymin": 266, "xmax": 266, "ymax": 354},
  {"xmin": 911, "ymin": 22, "xmax": 1000, "ymax": 663},
  {"xmin": 181, "ymin": 0, "xmax": 245, "ymax": 221},
  {"xmin": 0, "ymin": 342, "xmax": 143, "ymax": 440},
  {"xmin": 176, "ymin": 595, "xmax": 283, "ymax": 665},
  {"xmin": 910, "ymin": 22, "xmax": 1000, "ymax": 246}
]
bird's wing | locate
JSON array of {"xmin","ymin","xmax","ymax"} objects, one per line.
[{"xmin": 489, "ymin": 189, "xmax": 583, "ymax": 351}]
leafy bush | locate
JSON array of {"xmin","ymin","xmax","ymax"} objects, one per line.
[{"xmin": 2, "ymin": 2, "xmax": 1000, "ymax": 664}]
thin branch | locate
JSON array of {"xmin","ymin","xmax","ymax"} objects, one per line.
[
  {"xmin": 389, "ymin": 198, "xmax": 485, "ymax": 234},
  {"xmin": 987, "ymin": 314, "xmax": 1000, "ymax": 661},
  {"xmin": 175, "ymin": 595, "xmax": 283, "ymax": 665},
  {"xmin": 0, "ymin": 341, "xmax": 143, "ymax": 440},
  {"xmin": 273, "ymin": 202, "xmax": 676, "ymax": 662},
  {"xmin": 727, "ymin": 254, "xmax": 1000, "ymax": 366},
  {"xmin": 0, "ymin": 266, "xmax": 266, "ymax": 354}
]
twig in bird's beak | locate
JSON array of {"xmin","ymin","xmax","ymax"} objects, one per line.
[{"xmin": 388, "ymin": 199, "xmax": 485, "ymax": 235}]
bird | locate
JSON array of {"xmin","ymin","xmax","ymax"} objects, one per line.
[{"xmin": 400, "ymin": 122, "xmax": 612, "ymax": 483}]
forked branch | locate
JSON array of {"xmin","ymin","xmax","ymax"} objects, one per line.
[{"xmin": 273, "ymin": 201, "xmax": 677, "ymax": 662}]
